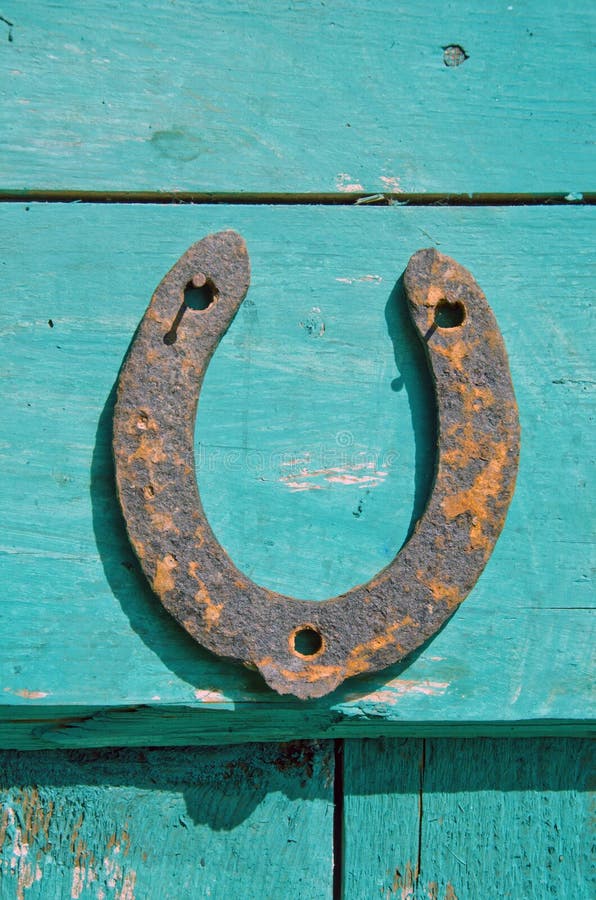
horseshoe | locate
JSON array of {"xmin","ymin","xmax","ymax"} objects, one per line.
[{"xmin": 113, "ymin": 232, "xmax": 520, "ymax": 699}]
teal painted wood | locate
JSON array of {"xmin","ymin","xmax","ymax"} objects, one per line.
[
  {"xmin": 0, "ymin": 203, "xmax": 594, "ymax": 747},
  {"xmin": 342, "ymin": 737, "xmax": 595, "ymax": 899},
  {"xmin": 343, "ymin": 738, "xmax": 422, "ymax": 897},
  {"xmin": 0, "ymin": 1, "xmax": 593, "ymax": 194},
  {"xmin": 0, "ymin": 742, "xmax": 333, "ymax": 899}
]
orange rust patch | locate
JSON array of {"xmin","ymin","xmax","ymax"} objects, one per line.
[
  {"xmin": 455, "ymin": 380, "xmax": 495, "ymax": 417},
  {"xmin": 188, "ymin": 560, "xmax": 200, "ymax": 580},
  {"xmin": 127, "ymin": 434, "xmax": 167, "ymax": 466},
  {"xmin": 427, "ymin": 284, "xmax": 445, "ymax": 307},
  {"xmin": 442, "ymin": 440, "xmax": 509, "ymax": 554},
  {"xmin": 196, "ymin": 585, "xmax": 223, "ymax": 629},
  {"xmin": 344, "ymin": 616, "xmax": 415, "ymax": 677},
  {"xmin": 276, "ymin": 662, "xmax": 343, "ymax": 683},
  {"xmin": 149, "ymin": 511, "xmax": 177, "ymax": 533},
  {"xmin": 146, "ymin": 307, "xmax": 167, "ymax": 325},
  {"xmin": 153, "ymin": 554, "xmax": 177, "ymax": 594},
  {"xmin": 181, "ymin": 356, "xmax": 202, "ymax": 376},
  {"xmin": 440, "ymin": 436, "xmax": 474, "ymax": 471},
  {"xmin": 188, "ymin": 561, "xmax": 222, "ymax": 629},
  {"xmin": 256, "ymin": 656, "xmax": 273, "ymax": 668},
  {"xmin": 432, "ymin": 337, "xmax": 476, "ymax": 373},
  {"xmin": 416, "ymin": 568, "xmax": 461, "ymax": 608}
]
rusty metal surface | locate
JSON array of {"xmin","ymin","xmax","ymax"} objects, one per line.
[{"xmin": 113, "ymin": 235, "xmax": 520, "ymax": 699}]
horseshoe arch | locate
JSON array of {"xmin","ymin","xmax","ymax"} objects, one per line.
[{"xmin": 113, "ymin": 232, "xmax": 520, "ymax": 698}]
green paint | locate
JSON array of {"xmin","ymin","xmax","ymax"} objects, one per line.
[
  {"xmin": 0, "ymin": 1, "xmax": 593, "ymax": 193},
  {"xmin": 343, "ymin": 737, "xmax": 595, "ymax": 899},
  {"xmin": 0, "ymin": 203, "xmax": 593, "ymax": 747},
  {"xmin": 0, "ymin": 743, "xmax": 333, "ymax": 899}
]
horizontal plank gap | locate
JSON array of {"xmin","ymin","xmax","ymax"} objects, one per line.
[{"xmin": 0, "ymin": 190, "xmax": 594, "ymax": 206}]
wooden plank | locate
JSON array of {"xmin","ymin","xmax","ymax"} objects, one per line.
[
  {"xmin": 0, "ymin": 741, "xmax": 333, "ymax": 899},
  {"xmin": 342, "ymin": 738, "xmax": 423, "ymax": 898},
  {"xmin": 0, "ymin": 1, "xmax": 593, "ymax": 194},
  {"xmin": 342, "ymin": 737, "xmax": 595, "ymax": 899},
  {"xmin": 0, "ymin": 203, "xmax": 594, "ymax": 747}
]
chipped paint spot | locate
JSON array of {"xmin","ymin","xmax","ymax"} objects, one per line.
[
  {"xmin": 283, "ymin": 480, "xmax": 324, "ymax": 492},
  {"xmin": 336, "ymin": 172, "xmax": 364, "ymax": 192},
  {"xmin": 193, "ymin": 688, "xmax": 233, "ymax": 703},
  {"xmin": 119, "ymin": 871, "xmax": 137, "ymax": 900},
  {"xmin": 0, "ymin": 790, "xmax": 55, "ymax": 900},
  {"xmin": 345, "ymin": 679, "xmax": 448, "ymax": 705},
  {"xmin": 380, "ymin": 175, "xmax": 404, "ymax": 192},
  {"xmin": 280, "ymin": 456, "xmax": 311, "ymax": 466},
  {"xmin": 335, "ymin": 273, "xmax": 383, "ymax": 284},
  {"xmin": 280, "ymin": 461, "xmax": 389, "ymax": 491},
  {"xmin": 326, "ymin": 473, "xmax": 384, "ymax": 485},
  {"xmin": 5, "ymin": 689, "xmax": 49, "ymax": 699}
]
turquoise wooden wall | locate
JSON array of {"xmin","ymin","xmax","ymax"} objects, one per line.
[{"xmin": 0, "ymin": 2, "xmax": 593, "ymax": 898}]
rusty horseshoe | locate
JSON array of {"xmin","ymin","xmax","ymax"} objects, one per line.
[{"xmin": 113, "ymin": 232, "xmax": 520, "ymax": 699}]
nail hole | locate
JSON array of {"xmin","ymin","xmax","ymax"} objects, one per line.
[
  {"xmin": 443, "ymin": 44, "xmax": 469, "ymax": 67},
  {"xmin": 184, "ymin": 277, "xmax": 215, "ymax": 311},
  {"xmin": 434, "ymin": 299, "xmax": 465, "ymax": 328},
  {"xmin": 292, "ymin": 626, "xmax": 323, "ymax": 658},
  {"xmin": 163, "ymin": 276, "xmax": 216, "ymax": 344}
]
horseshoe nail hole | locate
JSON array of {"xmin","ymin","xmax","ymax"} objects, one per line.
[
  {"xmin": 184, "ymin": 277, "xmax": 215, "ymax": 312},
  {"xmin": 443, "ymin": 44, "xmax": 469, "ymax": 67},
  {"xmin": 434, "ymin": 299, "xmax": 465, "ymax": 328},
  {"xmin": 291, "ymin": 626, "xmax": 323, "ymax": 658}
]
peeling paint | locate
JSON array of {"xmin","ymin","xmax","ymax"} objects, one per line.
[
  {"xmin": 336, "ymin": 172, "xmax": 364, "ymax": 192},
  {"xmin": 193, "ymin": 688, "xmax": 233, "ymax": 704},
  {"xmin": 4, "ymin": 688, "xmax": 50, "ymax": 699},
  {"xmin": 280, "ymin": 461, "xmax": 389, "ymax": 491},
  {"xmin": 335, "ymin": 273, "xmax": 383, "ymax": 284},
  {"xmin": 379, "ymin": 175, "xmax": 404, "ymax": 192}
]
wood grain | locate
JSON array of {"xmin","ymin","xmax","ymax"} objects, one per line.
[
  {"xmin": 0, "ymin": 1, "xmax": 593, "ymax": 194},
  {"xmin": 342, "ymin": 737, "xmax": 595, "ymax": 899},
  {"xmin": 0, "ymin": 742, "xmax": 333, "ymax": 899},
  {"xmin": 0, "ymin": 203, "xmax": 593, "ymax": 747}
]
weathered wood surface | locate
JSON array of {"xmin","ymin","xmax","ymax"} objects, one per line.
[
  {"xmin": 0, "ymin": 1, "xmax": 593, "ymax": 195},
  {"xmin": 1, "ymin": 203, "xmax": 593, "ymax": 747},
  {"xmin": 342, "ymin": 737, "xmax": 595, "ymax": 899},
  {"xmin": 0, "ymin": 741, "xmax": 333, "ymax": 899}
]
